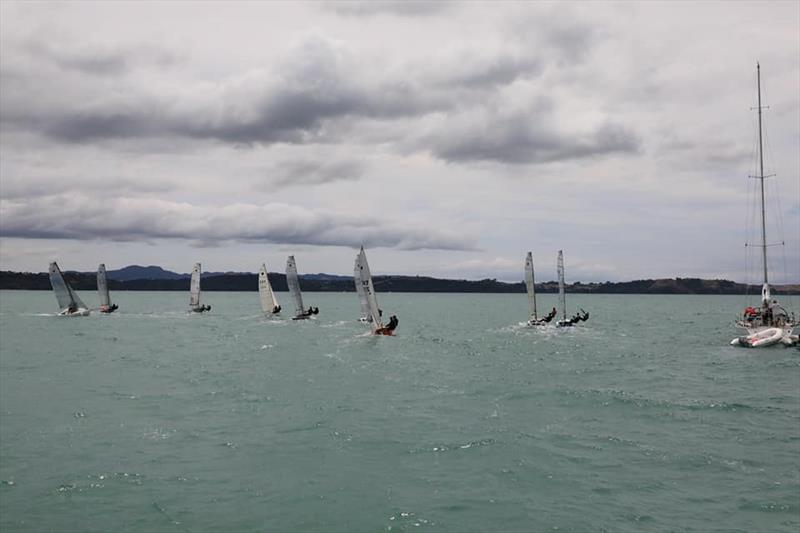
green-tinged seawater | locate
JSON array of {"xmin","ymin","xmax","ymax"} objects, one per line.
[{"xmin": 0, "ymin": 290, "xmax": 798, "ymax": 532}]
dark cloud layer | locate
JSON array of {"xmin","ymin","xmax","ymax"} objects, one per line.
[
  {"xmin": 0, "ymin": 195, "xmax": 475, "ymax": 252},
  {"xmin": 425, "ymin": 112, "xmax": 640, "ymax": 165},
  {"xmin": 0, "ymin": 31, "xmax": 638, "ymax": 168},
  {"xmin": 24, "ymin": 40, "xmax": 179, "ymax": 75},
  {"xmin": 322, "ymin": 1, "xmax": 453, "ymax": 18},
  {"xmin": 270, "ymin": 159, "xmax": 365, "ymax": 187}
]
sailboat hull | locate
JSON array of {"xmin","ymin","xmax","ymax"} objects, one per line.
[
  {"xmin": 527, "ymin": 318, "xmax": 550, "ymax": 327},
  {"xmin": 58, "ymin": 308, "xmax": 90, "ymax": 317}
]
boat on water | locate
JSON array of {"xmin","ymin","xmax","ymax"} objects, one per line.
[
  {"xmin": 525, "ymin": 252, "xmax": 556, "ymax": 326},
  {"xmin": 48, "ymin": 262, "xmax": 90, "ymax": 316},
  {"xmin": 555, "ymin": 250, "xmax": 589, "ymax": 328},
  {"xmin": 730, "ymin": 64, "xmax": 797, "ymax": 348},
  {"xmin": 258, "ymin": 263, "xmax": 281, "ymax": 315},
  {"xmin": 286, "ymin": 256, "xmax": 318, "ymax": 320},
  {"xmin": 189, "ymin": 263, "xmax": 211, "ymax": 313},
  {"xmin": 354, "ymin": 247, "xmax": 397, "ymax": 335},
  {"xmin": 97, "ymin": 263, "xmax": 118, "ymax": 313}
]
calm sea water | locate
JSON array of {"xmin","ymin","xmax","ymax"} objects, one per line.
[{"xmin": 0, "ymin": 290, "xmax": 798, "ymax": 532}]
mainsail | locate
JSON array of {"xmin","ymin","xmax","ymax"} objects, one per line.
[
  {"xmin": 258, "ymin": 263, "xmax": 279, "ymax": 313},
  {"xmin": 354, "ymin": 255, "xmax": 370, "ymax": 320},
  {"xmin": 49, "ymin": 262, "xmax": 86, "ymax": 311},
  {"xmin": 524, "ymin": 252, "xmax": 538, "ymax": 320},
  {"xmin": 190, "ymin": 263, "xmax": 202, "ymax": 308},
  {"xmin": 557, "ymin": 250, "xmax": 567, "ymax": 322},
  {"xmin": 355, "ymin": 247, "xmax": 383, "ymax": 331},
  {"xmin": 97, "ymin": 263, "xmax": 111, "ymax": 308},
  {"xmin": 286, "ymin": 256, "xmax": 305, "ymax": 317}
]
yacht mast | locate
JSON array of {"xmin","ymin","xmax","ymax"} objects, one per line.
[{"xmin": 756, "ymin": 62, "xmax": 769, "ymax": 297}]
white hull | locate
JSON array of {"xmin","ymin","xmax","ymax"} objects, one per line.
[
  {"xmin": 58, "ymin": 307, "xmax": 90, "ymax": 317},
  {"xmin": 527, "ymin": 318, "xmax": 549, "ymax": 327},
  {"xmin": 730, "ymin": 326, "xmax": 795, "ymax": 348}
]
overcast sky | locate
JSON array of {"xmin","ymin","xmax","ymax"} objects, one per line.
[{"xmin": 1, "ymin": 1, "xmax": 798, "ymax": 283}]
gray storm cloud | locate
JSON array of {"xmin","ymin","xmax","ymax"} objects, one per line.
[
  {"xmin": 322, "ymin": 1, "xmax": 453, "ymax": 18},
  {"xmin": 0, "ymin": 195, "xmax": 475, "ymax": 252},
  {"xmin": 1, "ymin": 33, "xmax": 636, "ymax": 168}
]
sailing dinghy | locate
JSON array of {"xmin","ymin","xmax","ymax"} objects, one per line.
[
  {"xmin": 49, "ymin": 262, "xmax": 90, "ymax": 316},
  {"xmin": 555, "ymin": 250, "xmax": 589, "ymax": 328},
  {"xmin": 730, "ymin": 64, "xmax": 797, "ymax": 347},
  {"xmin": 97, "ymin": 263, "xmax": 118, "ymax": 313},
  {"xmin": 354, "ymin": 247, "xmax": 397, "ymax": 335},
  {"xmin": 258, "ymin": 263, "xmax": 281, "ymax": 315},
  {"xmin": 525, "ymin": 252, "xmax": 555, "ymax": 326},
  {"xmin": 189, "ymin": 263, "xmax": 211, "ymax": 313},
  {"xmin": 286, "ymin": 256, "xmax": 318, "ymax": 320}
]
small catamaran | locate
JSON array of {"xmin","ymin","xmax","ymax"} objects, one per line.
[
  {"xmin": 258, "ymin": 263, "xmax": 281, "ymax": 315},
  {"xmin": 555, "ymin": 250, "xmax": 589, "ymax": 328},
  {"xmin": 97, "ymin": 263, "xmax": 118, "ymax": 313},
  {"xmin": 354, "ymin": 247, "xmax": 397, "ymax": 335},
  {"xmin": 286, "ymin": 255, "xmax": 318, "ymax": 320},
  {"xmin": 48, "ymin": 262, "xmax": 90, "ymax": 316},
  {"xmin": 730, "ymin": 64, "xmax": 797, "ymax": 348},
  {"xmin": 189, "ymin": 263, "xmax": 211, "ymax": 313},
  {"xmin": 525, "ymin": 252, "xmax": 555, "ymax": 326}
]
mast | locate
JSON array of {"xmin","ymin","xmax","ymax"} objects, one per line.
[{"xmin": 756, "ymin": 62, "xmax": 769, "ymax": 299}]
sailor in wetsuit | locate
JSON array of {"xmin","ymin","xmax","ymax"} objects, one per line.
[{"xmin": 375, "ymin": 315, "xmax": 399, "ymax": 335}]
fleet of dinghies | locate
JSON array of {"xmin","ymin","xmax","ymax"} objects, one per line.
[
  {"xmin": 523, "ymin": 251, "xmax": 588, "ymax": 328},
  {"xmin": 43, "ymin": 241, "xmax": 794, "ymax": 346}
]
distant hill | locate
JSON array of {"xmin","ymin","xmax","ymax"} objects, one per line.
[
  {"xmin": 1, "ymin": 268, "xmax": 798, "ymax": 295},
  {"xmin": 106, "ymin": 265, "xmax": 187, "ymax": 281},
  {"xmin": 104, "ymin": 265, "xmax": 342, "ymax": 282}
]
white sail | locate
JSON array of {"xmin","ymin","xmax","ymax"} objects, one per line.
[
  {"xmin": 354, "ymin": 255, "xmax": 370, "ymax": 320},
  {"xmin": 258, "ymin": 263, "xmax": 279, "ymax": 314},
  {"xmin": 524, "ymin": 252, "xmax": 537, "ymax": 319},
  {"xmin": 49, "ymin": 262, "xmax": 87, "ymax": 312},
  {"xmin": 557, "ymin": 250, "xmax": 566, "ymax": 321},
  {"xmin": 356, "ymin": 247, "xmax": 383, "ymax": 331},
  {"xmin": 286, "ymin": 255, "xmax": 305, "ymax": 317},
  {"xmin": 189, "ymin": 263, "xmax": 202, "ymax": 308},
  {"xmin": 97, "ymin": 263, "xmax": 111, "ymax": 308}
]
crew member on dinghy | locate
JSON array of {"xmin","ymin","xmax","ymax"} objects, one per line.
[{"xmin": 375, "ymin": 315, "xmax": 398, "ymax": 336}]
